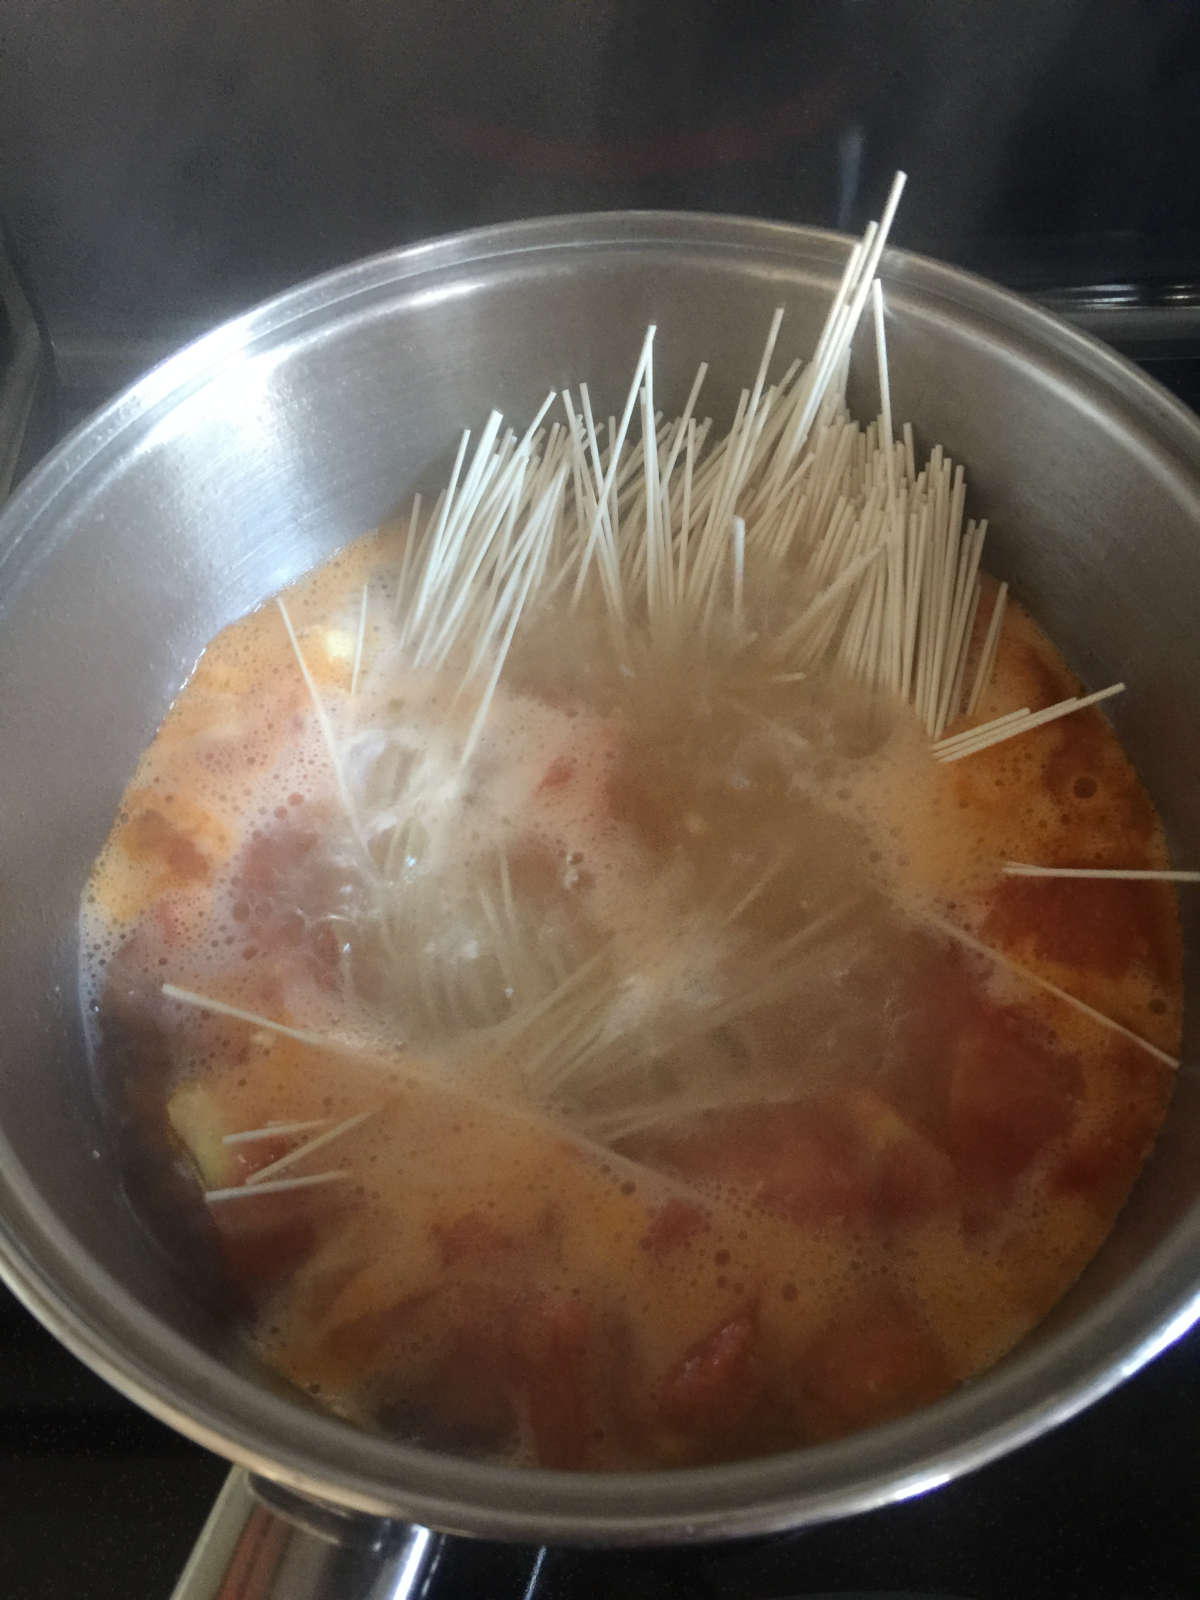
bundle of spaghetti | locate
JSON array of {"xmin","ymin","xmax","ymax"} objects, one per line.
[{"xmin": 331, "ymin": 170, "xmax": 995, "ymax": 744}]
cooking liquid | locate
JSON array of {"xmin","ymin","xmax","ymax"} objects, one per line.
[{"xmin": 81, "ymin": 529, "xmax": 1181, "ymax": 1470}]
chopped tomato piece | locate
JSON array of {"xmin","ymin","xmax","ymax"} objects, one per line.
[
  {"xmin": 124, "ymin": 808, "xmax": 210, "ymax": 881},
  {"xmin": 537, "ymin": 755, "xmax": 576, "ymax": 791},
  {"xmin": 759, "ymin": 1110, "xmax": 870, "ymax": 1224},
  {"xmin": 639, "ymin": 1196, "xmax": 710, "ymax": 1258},
  {"xmin": 946, "ymin": 1012, "xmax": 1081, "ymax": 1182},
  {"xmin": 637, "ymin": 1089, "xmax": 955, "ymax": 1234},
  {"xmin": 525, "ymin": 1297, "xmax": 592, "ymax": 1469},
  {"xmin": 841, "ymin": 1088, "xmax": 957, "ymax": 1224},
  {"xmin": 1052, "ymin": 1119, "xmax": 1149, "ymax": 1214},
  {"xmin": 873, "ymin": 1135, "xmax": 956, "ymax": 1221},
  {"xmin": 797, "ymin": 1291, "xmax": 949, "ymax": 1440},
  {"xmin": 658, "ymin": 1312, "xmax": 760, "ymax": 1438},
  {"xmin": 636, "ymin": 1101, "xmax": 871, "ymax": 1226},
  {"xmin": 983, "ymin": 876, "xmax": 1175, "ymax": 985},
  {"xmin": 210, "ymin": 1193, "xmax": 318, "ymax": 1292},
  {"xmin": 880, "ymin": 948, "xmax": 986, "ymax": 1137}
]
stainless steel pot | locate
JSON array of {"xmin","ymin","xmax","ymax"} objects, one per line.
[{"xmin": 2, "ymin": 214, "xmax": 1199, "ymax": 1598}]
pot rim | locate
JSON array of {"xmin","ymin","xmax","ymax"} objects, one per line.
[{"xmin": 1, "ymin": 208, "xmax": 1199, "ymax": 1544}]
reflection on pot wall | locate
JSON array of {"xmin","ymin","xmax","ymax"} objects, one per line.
[{"xmin": 1, "ymin": 0, "xmax": 1197, "ymax": 334}]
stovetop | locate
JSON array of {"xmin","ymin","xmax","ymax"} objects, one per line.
[{"xmin": 2, "ymin": 290, "xmax": 1199, "ymax": 1600}]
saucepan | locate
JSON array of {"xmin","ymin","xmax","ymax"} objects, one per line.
[{"xmin": 1, "ymin": 214, "xmax": 1198, "ymax": 1599}]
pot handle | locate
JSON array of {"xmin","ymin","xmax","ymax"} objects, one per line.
[{"xmin": 170, "ymin": 1467, "xmax": 445, "ymax": 1600}]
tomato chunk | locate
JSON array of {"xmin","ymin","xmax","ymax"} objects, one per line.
[
  {"xmin": 210, "ymin": 1192, "xmax": 318, "ymax": 1292},
  {"xmin": 536, "ymin": 755, "xmax": 576, "ymax": 792},
  {"xmin": 635, "ymin": 1101, "xmax": 870, "ymax": 1226},
  {"xmin": 125, "ymin": 808, "xmax": 210, "ymax": 881},
  {"xmin": 639, "ymin": 1196, "xmax": 710, "ymax": 1258},
  {"xmin": 659, "ymin": 1312, "xmax": 761, "ymax": 1439},
  {"xmin": 525, "ymin": 1297, "xmax": 592, "ymax": 1469},
  {"xmin": 946, "ymin": 1012, "xmax": 1081, "ymax": 1182},
  {"xmin": 797, "ymin": 1291, "xmax": 949, "ymax": 1440},
  {"xmin": 842, "ymin": 1087, "xmax": 957, "ymax": 1224},
  {"xmin": 983, "ymin": 875, "xmax": 1175, "ymax": 985},
  {"xmin": 635, "ymin": 1090, "xmax": 960, "ymax": 1232}
]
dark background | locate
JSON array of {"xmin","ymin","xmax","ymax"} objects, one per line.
[
  {"xmin": 2, "ymin": 3, "xmax": 1199, "ymax": 1596},
  {"xmin": 2, "ymin": 1, "xmax": 1199, "ymax": 340}
]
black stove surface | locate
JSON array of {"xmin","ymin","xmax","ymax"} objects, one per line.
[{"xmin": 2, "ymin": 303, "xmax": 1199, "ymax": 1600}]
